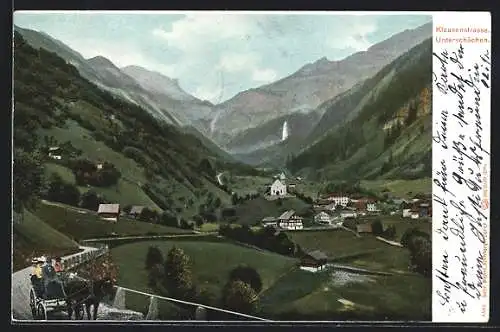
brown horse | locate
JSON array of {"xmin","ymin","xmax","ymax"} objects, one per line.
[{"xmin": 65, "ymin": 277, "xmax": 115, "ymax": 320}]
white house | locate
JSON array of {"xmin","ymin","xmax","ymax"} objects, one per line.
[
  {"xmin": 410, "ymin": 211, "xmax": 420, "ymax": 219},
  {"xmin": 340, "ymin": 210, "xmax": 357, "ymax": 219},
  {"xmin": 48, "ymin": 147, "xmax": 62, "ymax": 160},
  {"xmin": 367, "ymin": 203, "xmax": 380, "ymax": 213},
  {"xmin": 277, "ymin": 210, "xmax": 303, "ymax": 230},
  {"xmin": 402, "ymin": 208, "xmax": 412, "ymax": 218},
  {"xmin": 325, "ymin": 193, "xmax": 350, "ymax": 207},
  {"xmin": 270, "ymin": 179, "xmax": 287, "ymax": 197},
  {"xmin": 314, "ymin": 211, "xmax": 332, "ymax": 225}
]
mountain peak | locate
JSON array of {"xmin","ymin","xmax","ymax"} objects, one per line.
[
  {"xmin": 121, "ymin": 65, "xmax": 200, "ymax": 103},
  {"xmin": 87, "ymin": 55, "xmax": 117, "ymax": 68}
]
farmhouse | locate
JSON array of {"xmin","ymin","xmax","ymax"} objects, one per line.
[
  {"xmin": 402, "ymin": 208, "xmax": 412, "ymax": 218},
  {"xmin": 340, "ymin": 210, "xmax": 357, "ymax": 219},
  {"xmin": 129, "ymin": 205, "xmax": 145, "ymax": 219},
  {"xmin": 300, "ymin": 250, "xmax": 328, "ymax": 272},
  {"xmin": 48, "ymin": 146, "xmax": 62, "ymax": 160},
  {"xmin": 269, "ymin": 179, "xmax": 287, "ymax": 197},
  {"xmin": 261, "ymin": 216, "xmax": 277, "ymax": 227},
  {"xmin": 367, "ymin": 203, "xmax": 380, "ymax": 213},
  {"xmin": 314, "ymin": 211, "xmax": 333, "ymax": 225},
  {"xmin": 418, "ymin": 203, "xmax": 432, "ymax": 217},
  {"xmin": 97, "ymin": 204, "xmax": 120, "ymax": 222},
  {"xmin": 324, "ymin": 193, "xmax": 350, "ymax": 207},
  {"xmin": 277, "ymin": 210, "xmax": 303, "ymax": 230},
  {"xmin": 356, "ymin": 223, "xmax": 373, "ymax": 234}
]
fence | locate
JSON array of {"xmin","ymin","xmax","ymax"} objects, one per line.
[
  {"xmin": 59, "ymin": 243, "xmax": 272, "ymax": 321},
  {"xmin": 110, "ymin": 285, "xmax": 273, "ymax": 322},
  {"xmin": 61, "ymin": 244, "xmax": 109, "ymax": 271}
]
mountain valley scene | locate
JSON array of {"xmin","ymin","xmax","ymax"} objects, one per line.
[{"xmin": 12, "ymin": 12, "xmax": 433, "ymax": 322}]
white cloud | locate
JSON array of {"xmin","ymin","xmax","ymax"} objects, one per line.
[
  {"xmin": 252, "ymin": 68, "xmax": 278, "ymax": 82},
  {"xmin": 152, "ymin": 13, "xmax": 256, "ymax": 52},
  {"xmin": 328, "ymin": 21, "xmax": 378, "ymax": 52},
  {"xmin": 217, "ymin": 53, "xmax": 259, "ymax": 73}
]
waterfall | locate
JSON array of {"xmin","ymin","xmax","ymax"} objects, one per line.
[
  {"xmin": 112, "ymin": 287, "xmax": 126, "ymax": 310},
  {"xmin": 281, "ymin": 120, "xmax": 289, "ymax": 141}
]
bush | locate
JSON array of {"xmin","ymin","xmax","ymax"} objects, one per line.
[
  {"xmin": 46, "ymin": 173, "xmax": 80, "ymax": 207},
  {"xmin": 228, "ymin": 265, "xmax": 263, "ymax": 293},
  {"xmin": 145, "ymin": 246, "xmax": 164, "ymax": 270},
  {"xmin": 371, "ymin": 219, "xmax": 384, "ymax": 236},
  {"xmin": 80, "ymin": 190, "xmax": 103, "ymax": 211}
]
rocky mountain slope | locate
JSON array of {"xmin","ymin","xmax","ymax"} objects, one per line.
[
  {"xmin": 209, "ymin": 22, "xmax": 432, "ymax": 149},
  {"xmin": 286, "ymin": 38, "xmax": 433, "ymax": 181},
  {"xmin": 13, "ymin": 25, "xmax": 217, "ymax": 135},
  {"xmin": 13, "ymin": 31, "xmax": 259, "ymax": 220}
]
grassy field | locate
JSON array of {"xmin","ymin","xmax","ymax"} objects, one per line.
[
  {"xmin": 228, "ymin": 175, "xmax": 271, "ymax": 196},
  {"xmin": 233, "ymin": 196, "xmax": 310, "ymax": 225},
  {"xmin": 260, "ymin": 268, "xmax": 431, "ymax": 320},
  {"xmin": 32, "ymin": 201, "xmax": 193, "ymax": 241},
  {"xmin": 357, "ymin": 215, "xmax": 432, "ymax": 240},
  {"xmin": 360, "ymin": 178, "xmax": 431, "ymax": 198},
  {"xmin": 287, "ymin": 229, "xmax": 417, "ymax": 273},
  {"xmin": 13, "ymin": 209, "xmax": 81, "ymax": 271},
  {"xmin": 110, "ymin": 239, "xmax": 298, "ymax": 316}
]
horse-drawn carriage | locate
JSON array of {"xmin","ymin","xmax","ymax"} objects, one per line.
[
  {"xmin": 29, "ymin": 271, "xmax": 114, "ymax": 320},
  {"xmin": 29, "ymin": 272, "xmax": 87, "ymax": 320}
]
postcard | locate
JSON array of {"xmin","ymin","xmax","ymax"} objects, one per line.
[{"xmin": 11, "ymin": 10, "xmax": 490, "ymax": 324}]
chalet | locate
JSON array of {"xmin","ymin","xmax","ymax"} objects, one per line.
[
  {"xmin": 97, "ymin": 204, "xmax": 120, "ymax": 222},
  {"xmin": 261, "ymin": 216, "xmax": 277, "ymax": 227},
  {"xmin": 402, "ymin": 208, "xmax": 412, "ymax": 218},
  {"xmin": 419, "ymin": 203, "xmax": 431, "ymax": 217},
  {"xmin": 324, "ymin": 203, "xmax": 340, "ymax": 212},
  {"xmin": 48, "ymin": 147, "xmax": 62, "ymax": 160},
  {"xmin": 269, "ymin": 179, "xmax": 287, "ymax": 197},
  {"xmin": 277, "ymin": 210, "xmax": 303, "ymax": 230},
  {"xmin": 300, "ymin": 250, "xmax": 328, "ymax": 272},
  {"xmin": 314, "ymin": 211, "xmax": 333, "ymax": 225},
  {"xmin": 367, "ymin": 203, "xmax": 381, "ymax": 213},
  {"xmin": 324, "ymin": 193, "xmax": 350, "ymax": 207},
  {"xmin": 340, "ymin": 210, "xmax": 357, "ymax": 219},
  {"xmin": 129, "ymin": 205, "xmax": 145, "ymax": 219},
  {"xmin": 356, "ymin": 223, "xmax": 373, "ymax": 234}
]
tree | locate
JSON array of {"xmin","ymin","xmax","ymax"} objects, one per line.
[
  {"xmin": 221, "ymin": 280, "xmax": 258, "ymax": 314},
  {"xmin": 228, "ymin": 265, "xmax": 263, "ymax": 293},
  {"xmin": 46, "ymin": 173, "xmax": 80, "ymax": 206},
  {"xmin": 163, "ymin": 246, "xmax": 194, "ymax": 299},
  {"xmin": 13, "ymin": 148, "xmax": 46, "ymax": 213},
  {"xmin": 145, "ymin": 246, "xmax": 164, "ymax": 270},
  {"xmin": 160, "ymin": 210, "xmax": 178, "ymax": 227},
  {"xmin": 80, "ymin": 190, "xmax": 101, "ymax": 211},
  {"xmin": 371, "ymin": 219, "xmax": 384, "ymax": 236},
  {"xmin": 382, "ymin": 225, "xmax": 397, "ymax": 240}
]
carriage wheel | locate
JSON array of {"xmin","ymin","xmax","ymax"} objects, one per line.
[
  {"xmin": 37, "ymin": 302, "xmax": 47, "ymax": 321},
  {"xmin": 75, "ymin": 304, "xmax": 85, "ymax": 320},
  {"xmin": 29, "ymin": 289, "xmax": 37, "ymax": 319}
]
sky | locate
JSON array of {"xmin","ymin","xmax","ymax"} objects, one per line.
[{"xmin": 14, "ymin": 11, "xmax": 431, "ymax": 103}]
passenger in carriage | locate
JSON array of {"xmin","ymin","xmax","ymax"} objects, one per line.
[
  {"xmin": 42, "ymin": 256, "xmax": 62, "ymax": 299},
  {"xmin": 31, "ymin": 258, "xmax": 44, "ymax": 297},
  {"xmin": 54, "ymin": 257, "xmax": 63, "ymax": 273}
]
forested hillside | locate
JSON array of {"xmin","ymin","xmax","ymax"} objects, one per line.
[
  {"xmin": 13, "ymin": 31, "xmax": 258, "ymax": 221},
  {"xmin": 287, "ymin": 38, "xmax": 432, "ymax": 181}
]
